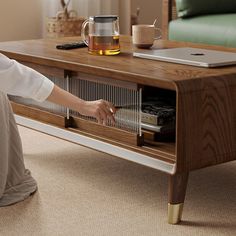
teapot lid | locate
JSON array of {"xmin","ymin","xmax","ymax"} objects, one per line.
[{"xmin": 91, "ymin": 15, "xmax": 118, "ymax": 23}]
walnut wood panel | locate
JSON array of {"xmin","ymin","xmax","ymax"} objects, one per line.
[
  {"xmin": 72, "ymin": 72, "xmax": 139, "ymax": 90},
  {"xmin": 162, "ymin": 0, "xmax": 172, "ymax": 39},
  {"xmin": 1, "ymin": 37, "xmax": 236, "ymax": 92},
  {"xmin": 171, "ymin": 1, "xmax": 177, "ymax": 20},
  {"xmin": 0, "ymin": 38, "xmax": 173, "ymax": 91},
  {"xmin": 10, "ymin": 102, "xmax": 66, "ymax": 128},
  {"xmin": 162, "ymin": 0, "xmax": 177, "ymax": 40},
  {"xmin": 11, "ymin": 103, "xmax": 176, "ymax": 163},
  {"xmin": 141, "ymin": 142, "xmax": 176, "ymax": 158},
  {"xmin": 68, "ymin": 127, "xmax": 176, "ymax": 164},
  {"xmin": 142, "ymin": 129, "xmax": 156, "ymax": 141},
  {"xmin": 175, "ymin": 73, "xmax": 236, "ymax": 172},
  {"xmin": 168, "ymin": 172, "xmax": 189, "ymax": 204},
  {"xmin": 21, "ymin": 61, "xmax": 65, "ymax": 79},
  {"xmin": 70, "ymin": 116, "xmax": 142, "ymax": 146}
]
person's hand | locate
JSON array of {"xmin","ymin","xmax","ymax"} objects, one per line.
[
  {"xmin": 78, "ymin": 99, "xmax": 116, "ymax": 125},
  {"xmin": 46, "ymin": 85, "xmax": 116, "ymax": 125}
]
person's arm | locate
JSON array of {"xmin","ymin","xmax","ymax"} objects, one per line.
[
  {"xmin": 0, "ymin": 53, "xmax": 116, "ymax": 124},
  {"xmin": 47, "ymin": 84, "xmax": 116, "ymax": 124},
  {"xmin": 0, "ymin": 53, "xmax": 54, "ymax": 102}
]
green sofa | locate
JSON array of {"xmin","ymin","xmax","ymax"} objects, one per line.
[{"xmin": 164, "ymin": 0, "xmax": 236, "ymax": 48}]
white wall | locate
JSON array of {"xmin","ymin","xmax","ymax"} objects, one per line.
[
  {"xmin": 0, "ymin": 0, "xmax": 162, "ymax": 42},
  {"xmin": 100, "ymin": 0, "xmax": 119, "ymax": 15},
  {"xmin": 0, "ymin": 0, "xmax": 118, "ymax": 41},
  {"xmin": 131, "ymin": 0, "xmax": 162, "ymax": 27},
  {"xmin": 71, "ymin": 0, "xmax": 119, "ymax": 17},
  {"xmin": 119, "ymin": 0, "xmax": 131, "ymax": 34},
  {"xmin": 0, "ymin": 0, "xmax": 43, "ymax": 42}
]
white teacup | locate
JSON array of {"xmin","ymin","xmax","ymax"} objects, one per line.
[{"xmin": 132, "ymin": 24, "xmax": 161, "ymax": 49}]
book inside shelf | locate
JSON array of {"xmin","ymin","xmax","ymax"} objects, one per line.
[{"xmin": 141, "ymin": 86, "xmax": 176, "ymax": 143}]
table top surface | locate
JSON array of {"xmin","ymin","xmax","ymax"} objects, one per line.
[{"xmin": 0, "ymin": 36, "xmax": 236, "ymax": 90}]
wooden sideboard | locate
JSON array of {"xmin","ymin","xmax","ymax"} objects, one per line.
[{"xmin": 1, "ymin": 36, "xmax": 236, "ymax": 224}]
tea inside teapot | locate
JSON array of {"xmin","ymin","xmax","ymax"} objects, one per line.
[{"xmin": 81, "ymin": 15, "xmax": 120, "ymax": 55}]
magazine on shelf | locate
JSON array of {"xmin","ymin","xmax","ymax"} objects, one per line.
[
  {"xmin": 141, "ymin": 101, "xmax": 176, "ymax": 126},
  {"xmin": 141, "ymin": 122, "xmax": 175, "ymax": 134}
]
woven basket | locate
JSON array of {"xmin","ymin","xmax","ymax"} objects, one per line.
[{"xmin": 46, "ymin": 10, "xmax": 85, "ymax": 38}]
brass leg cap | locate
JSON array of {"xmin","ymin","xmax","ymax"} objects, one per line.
[{"xmin": 168, "ymin": 203, "xmax": 184, "ymax": 224}]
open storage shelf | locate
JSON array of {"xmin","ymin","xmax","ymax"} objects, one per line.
[
  {"xmin": 9, "ymin": 84, "xmax": 177, "ymax": 164},
  {"xmin": 140, "ymin": 85, "xmax": 176, "ymax": 159}
]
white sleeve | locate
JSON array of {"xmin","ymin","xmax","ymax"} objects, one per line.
[{"xmin": 0, "ymin": 53, "xmax": 54, "ymax": 102}]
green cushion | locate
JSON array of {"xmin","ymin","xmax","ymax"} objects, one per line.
[
  {"xmin": 169, "ymin": 14, "xmax": 236, "ymax": 48},
  {"xmin": 176, "ymin": 0, "xmax": 236, "ymax": 18}
]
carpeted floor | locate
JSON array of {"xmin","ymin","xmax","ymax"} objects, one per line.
[{"xmin": 0, "ymin": 126, "xmax": 235, "ymax": 236}]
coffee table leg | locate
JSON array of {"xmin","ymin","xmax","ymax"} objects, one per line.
[{"xmin": 168, "ymin": 172, "xmax": 189, "ymax": 224}]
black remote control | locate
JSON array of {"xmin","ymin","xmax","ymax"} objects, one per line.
[{"xmin": 56, "ymin": 41, "xmax": 87, "ymax": 50}]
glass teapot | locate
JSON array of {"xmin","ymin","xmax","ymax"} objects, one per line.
[{"xmin": 81, "ymin": 15, "xmax": 120, "ymax": 55}]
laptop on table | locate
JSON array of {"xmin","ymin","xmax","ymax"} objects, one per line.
[{"xmin": 133, "ymin": 47, "xmax": 236, "ymax": 68}]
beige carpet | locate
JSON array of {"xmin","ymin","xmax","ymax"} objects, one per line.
[{"xmin": 0, "ymin": 126, "xmax": 235, "ymax": 236}]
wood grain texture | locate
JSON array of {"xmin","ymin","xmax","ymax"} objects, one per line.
[
  {"xmin": 175, "ymin": 73, "xmax": 236, "ymax": 172},
  {"xmin": 11, "ymin": 103, "xmax": 176, "ymax": 164},
  {"xmin": 1, "ymin": 37, "xmax": 236, "ymax": 91},
  {"xmin": 162, "ymin": 0, "xmax": 177, "ymax": 39},
  {"xmin": 168, "ymin": 172, "xmax": 189, "ymax": 204},
  {"xmin": 21, "ymin": 61, "xmax": 65, "ymax": 79},
  {"xmin": 70, "ymin": 116, "xmax": 142, "ymax": 146},
  {"xmin": 10, "ymin": 102, "xmax": 66, "ymax": 128},
  {"xmin": 162, "ymin": 0, "xmax": 172, "ymax": 39},
  {"xmin": 171, "ymin": 0, "xmax": 177, "ymax": 20},
  {"xmin": 0, "ymin": 38, "xmax": 173, "ymax": 91},
  {"xmin": 68, "ymin": 127, "xmax": 176, "ymax": 164}
]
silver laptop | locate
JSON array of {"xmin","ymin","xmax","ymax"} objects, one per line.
[{"xmin": 133, "ymin": 47, "xmax": 236, "ymax": 67}]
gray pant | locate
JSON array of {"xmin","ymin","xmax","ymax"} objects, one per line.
[{"xmin": 0, "ymin": 92, "xmax": 37, "ymax": 206}]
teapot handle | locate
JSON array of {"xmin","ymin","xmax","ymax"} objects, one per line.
[
  {"xmin": 81, "ymin": 19, "xmax": 89, "ymax": 46},
  {"xmin": 153, "ymin": 17, "xmax": 162, "ymax": 40}
]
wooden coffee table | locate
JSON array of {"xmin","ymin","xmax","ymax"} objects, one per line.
[{"xmin": 0, "ymin": 36, "xmax": 236, "ymax": 224}]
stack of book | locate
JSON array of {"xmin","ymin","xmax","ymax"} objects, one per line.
[{"xmin": 141, "ymin": 99, "xmax": 176, "ymax": 141}]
